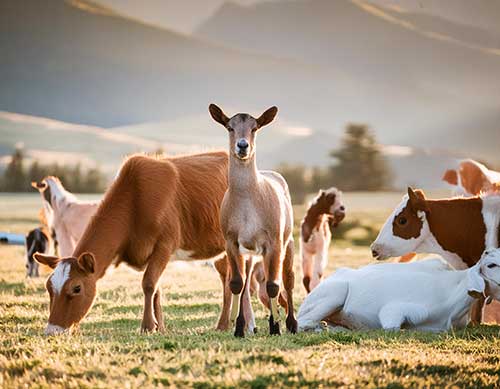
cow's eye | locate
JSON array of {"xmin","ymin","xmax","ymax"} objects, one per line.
[
  {"xmin": 72, "ymin": 285, "xmax": 81, "ymax": 294},
  {"xmin": 226, "ymin": 127, "xmax": 234, "ymax": 132},
  {"xmin": 398, "ymin": 217, "xmax": 407, "ymax": 225},
  {"xmin": 487, "ymin": 263, "xmax": 497, "ymax": 269}
]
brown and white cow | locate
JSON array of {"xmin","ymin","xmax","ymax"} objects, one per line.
[
  {"xmin": 300, "ymin": 188, "xmax": 345, "ymax": 293},
  {"xmin": 34, "ymin": 151, "xmax": 231, "ymax": 335},
  {"xmin": 371, "ymin": 187, "xmax": 500, "ymax": 323},
  {"xmin": 442, "ymin": 159, "xmax": 500, "ymax": 197},
  {"xmin": 31, "ymin": 177, "xmax": 100, "ymax": 257}
]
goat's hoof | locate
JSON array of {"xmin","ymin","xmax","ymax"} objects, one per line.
[
  {"xmin": 286, "ymin": 316, "xmax": 298, "ymax": 334},
  {"xmin": 269, "ymin": 315, "xmax": 281, "ymax": 336},
  {"xmin": 234, "ymin": 316, "xmax": 246, "ymax": 338},
  {"xmin": 253, "ymin": 327, "xmax": 258, "ymax": 334}
]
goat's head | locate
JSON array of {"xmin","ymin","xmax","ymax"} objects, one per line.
[
  {"xmin": 209, "ymin": 104, "xmax": 277, "ymax": 162},
  {"xmin": 34, "ymin": 252, "xmax": 97, "ymax": 335},
  {"xmin": 371, "ymin": 187, "xmax": 430, "ymax": 260},
  {"xmin": 468, "ymin": 249, "xmax": 500, "ymax": 302}
]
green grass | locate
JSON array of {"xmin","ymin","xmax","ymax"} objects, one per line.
[{"xmin": 1, "ymin": 194, "xmax": 499, "ymax": 388}]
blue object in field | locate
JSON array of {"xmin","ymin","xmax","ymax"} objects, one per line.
[{"xmin": 0, "ymin": 232, "xmax": 25, "ymax": 246}]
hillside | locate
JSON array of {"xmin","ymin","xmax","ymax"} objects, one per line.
[
  {"xmin": 0, "ymin": 0, "xmax": 331, "ymax": 127},
  {"xmin": 196, "ymin": 0, "xmax": 500, "ymax": 155}
]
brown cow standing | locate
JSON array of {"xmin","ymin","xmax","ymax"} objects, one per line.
[{"xmin": 35, "ymin": 151, "xmax": 231, "ymax": 335}]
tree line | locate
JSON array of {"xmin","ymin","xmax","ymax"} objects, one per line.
[
  {"xmin": 278, "ymin": 124, "xmax": 392, "ymax": 203},
  {"xmin": 0, "ymin": 148, "xmax": 107, "ymax": 193}
]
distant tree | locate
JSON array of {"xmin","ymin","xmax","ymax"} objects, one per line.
[
  {"xmin": 309, "ymin": 166, "xmax": 331, "ymax": 193},
  {"xmin": 329, "ymin": 124, "xmax": 392, "ymax": 191},
  {"xmin": 85, "ymin": 167, "xmax": 106, "ymax": 193},
  {"xmin": 71, "ymin": 163, "xmax": 83, "ymax": 192},
  {"xmin": 2, "ymin": 147, "xmax": 26, "ymax": 191},
  {"xmin": 276, "ymin": 163, "xmax": 308, "ymax": 204}
]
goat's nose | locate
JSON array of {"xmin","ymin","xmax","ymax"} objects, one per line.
[
  {"xmin": 237, "ymin": 139, "xmax": 249, "ymax": 149},
  {"xmin": 371, "ymin": 249, "xmax": 379, "ymax": 258}
]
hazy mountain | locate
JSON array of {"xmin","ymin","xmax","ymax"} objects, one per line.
[
  {"xmin": 196, "ymin": 0, "xmax": 500, "ymax": 154},
  {"xmin": 0, "ymin": 0, "xmax": 330, "ymax": 127}
]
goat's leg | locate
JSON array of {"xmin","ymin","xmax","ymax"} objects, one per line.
[
  {"xmin": 141, "ymin": 245, "xmax": 171, "ymax": 333},
  {"xmin": 214, "ymin": 255, "xmax": 232, "ymax": 331},
  {"xmin": 264, "ymin": 244, "xmax": 283, "ymax": 336},
  {"xmin": 283, "ymin": 240, "xmax": 298, "ymax": 334},
  {"xmin": 301, "ymin": 246, "xmax": 313, "ymax": 293},
  {"xmin": 226, "ymin": 240, "xmax": 245, "ymax": 329},
  {"xmin": 235, "ymin": 257, "xmax": 255, "ymax": 337}
]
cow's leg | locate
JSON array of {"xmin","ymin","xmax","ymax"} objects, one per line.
[
  {"xmin": 214, "ymin": 255, "xmax": 232, "ymax": 331},
  {"xmin": 301, "ymin": 247, "xmax": 313, "ymax": 293},
  {"xmin": 283, "ymin": 240, "xmax": 298, "ymax": 334},
  {"xmin": 470, "ymin": 297, "xmax": 484, "ymax": 325},
  {"xmin": 141, "ymin": 244, "xmax": 171, "ymax": 332},
  {"xmin": 153, "ymin": 288, "xmax": 165, "ymax": 332}
]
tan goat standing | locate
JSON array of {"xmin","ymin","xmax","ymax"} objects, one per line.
[{"xmin": 209, "ymin": 104, "xmax": 297, "ymax": 337}]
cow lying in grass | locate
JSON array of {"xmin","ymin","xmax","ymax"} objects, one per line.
[
  {"xmin": 34, "ymin": 151, "xmax": 230, "ymax": 335},
  {"xmin": 298, "ymin": 250, "xmax": 500, "ymax": 332},
  {"xmin": 371, "ymin": 187, "xmax": 500, "ymax": 323}
]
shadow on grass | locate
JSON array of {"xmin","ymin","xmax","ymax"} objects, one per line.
[{"xmin": 0, "ymin": 280, "xmax": 46, "ymax": 296}]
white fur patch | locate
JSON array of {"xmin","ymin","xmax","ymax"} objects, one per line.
[
  {"xmin": 51, "ymin": 262, "xmax": 71, "ymax": 295},
  {"xmin": 171, "ymin": 249, "xmax": 195, "ymax": 261},
  {"xmin": 481, "ymin": 194, "xmax": 500, "ymax": 249},
  {"xmin": 45, "ymin": 323, "xmax": 67, "ymax": 335}
]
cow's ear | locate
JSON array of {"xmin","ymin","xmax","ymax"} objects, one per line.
[
  {"xmin": 467, "ymin": 263, "xmax": 486, "ymax": 298},
  {"xmin": 77, "ymin": 252, "xmax": 96, "ymax": 274},
  {"xmin": 442, "ymin": 169, "xmax": 458, "ymax": 185},
  {"xmin": 34, "ymin": 253, "xmax": 60, "ymax": 269},
  {"xmin": 408, "ymin": 187, "xmax": 429, "ymax": 213},
  {"xmin": 31, "ymin": 181, "xmax": 47, "ymax": 191}
]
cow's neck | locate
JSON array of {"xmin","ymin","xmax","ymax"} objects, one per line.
[
  {"xmin": 303, "ymin": 202, "xmax": 330, "ymax": 235},
  {"xmin": 420, "ymin": 198, "xmax": 486, "ymax": 268},
  {"xmin": 228, "ymin": 154, "xmax": 259, "ymax": 195},
  {"xmin": 73, "ymin": 203, "xmax": 128, "ymax": 279}
]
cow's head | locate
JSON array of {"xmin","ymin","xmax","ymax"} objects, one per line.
[
  {"xmin": 371, "ymin": 188, "xmax": 430, "ymax": 260},
  {"xmin": 34, "ymin": 252, "xmax": 97, "ymax": 335}
]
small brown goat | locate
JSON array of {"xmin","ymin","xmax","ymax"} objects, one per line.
[{"xmin": 209, "ymin": 104, "xmax": 297, "ymax": 337}]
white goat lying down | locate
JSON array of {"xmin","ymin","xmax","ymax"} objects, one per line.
[{"xmin": 298, "ymin": 250, "xmax": 500, "ymax": 332}]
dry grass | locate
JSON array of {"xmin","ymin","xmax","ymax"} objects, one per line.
[{"xmin": 0, "ymin": 193, "xmax": 499, "ymax": 388}]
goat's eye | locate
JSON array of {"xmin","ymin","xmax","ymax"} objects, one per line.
[
  {"xmin": 398, "ymin": 217, "xmax": 407, "ymax": 225},
  {"xmin": 73, "ymin": 285, "xmax": 81, "ymax": 294},
  {"xmin": 487, "ymin": 263, "xmax": 497, "ymax": 269}
]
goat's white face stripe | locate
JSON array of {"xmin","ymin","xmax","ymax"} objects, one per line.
[{"xmin": 51, "ymin": 262, "xmax": 70, "ymax": 295}]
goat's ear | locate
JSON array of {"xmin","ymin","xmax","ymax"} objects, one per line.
[
  {"xmin": 77, "ymin": 252, "xmax": 96, "ymax": 274},
  {"xmin": 408, "ymin": 187, "xmax": 429, "ymax": 213},
  {"xmin": 209, "ymin": 104, "xmax": 229, "ymax": 127},
  {"xmin": 34, "ymin": 253, "xmax": 60, "ymax": 269},
  {"xmin": 442, "ymin": 169, "xmax": 458, "ymax": 185},
  {"xmin": 31, "ymin": 181, "xmax": 46, "ymax": 191},
  {"xmin": 467, "ymin": 263, "xmax": 486, "ymax": 298},
  {"xmin": 256, "ymin": 106, "xmax": 278, "ymax": 128}
]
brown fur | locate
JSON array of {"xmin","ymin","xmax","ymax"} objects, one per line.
[
  {"xmin": 35, "ymin": 151, "xmax": 230, "ymax": 334},
  {"xmin": 443, "ymin": 160, "xmax": 500, "ymax": 196}
]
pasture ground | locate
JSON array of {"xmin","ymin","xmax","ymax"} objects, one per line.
[{"xmin": 0, "ymin": 193, "xmax": 499, "ymax": 388}]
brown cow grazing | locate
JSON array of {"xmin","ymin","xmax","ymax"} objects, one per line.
[
  {"xmin": 34, "ymin": 151, "xmax": 230, "ymax": 335},
  {"xmin": 442, "ymin": 159, "xmax": 500, "ymax": 197},
  {"xmin": 371, "ymin": 187, "xmax": 500, "ymax": 324},
  {"xmin": 209, "ymin": 104, "xmax": 297, "ymax": 337},
  {"xmin": 300, "ymin": 188, "xmax": 345, "ymax": 293}
]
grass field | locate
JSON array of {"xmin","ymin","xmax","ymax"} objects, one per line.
[{"xmin": 1, "ymin": 193, "xmax": 499, "ymax": 388}]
